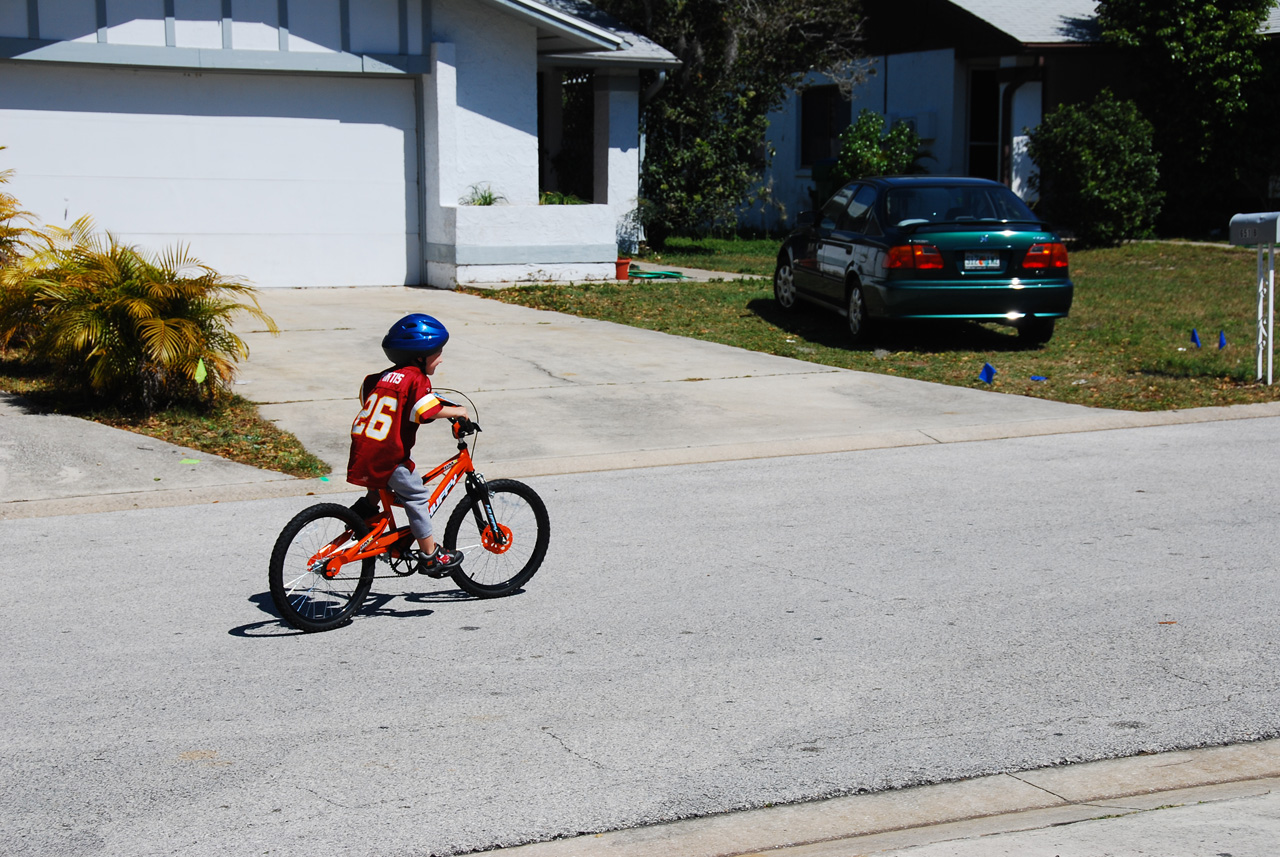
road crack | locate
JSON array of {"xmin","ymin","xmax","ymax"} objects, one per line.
[{"xmin": 541, "ymin": 728, "xmax": 606, "ymax": 769}]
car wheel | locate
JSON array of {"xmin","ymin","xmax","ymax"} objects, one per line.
[
  {"xmin": 774, "ymin": 257, "xmax": 797, "ymax": 310},
  {"xmin": 846, "ymin": 282, "xmax": 870, "ymax": 344},
  {"xmin": 1018, "ymin": 317, "xmax": 1056, "ymax": 346}
]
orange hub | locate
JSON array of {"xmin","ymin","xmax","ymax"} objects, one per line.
[{"xmin": 481, "ymin": 524, "xmax": 514, "ymax": 554}]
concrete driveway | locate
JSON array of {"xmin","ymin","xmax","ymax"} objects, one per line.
[
  {"xmin": 5, "ymin": 285, "xmax": 1278, "ymax": 519},
  {"xmin": 234, "ymin": 287, "xmax": 1279, "ymax": 482}
]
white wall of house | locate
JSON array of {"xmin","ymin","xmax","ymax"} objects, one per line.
[
  {"xmin": 884, "ymin": 49, "xmax": 959, "ymax": 175},
  {"xmin": 596, "ymin": 72, "xmax": 641, "ymax": 248},
  {"xmin": 422, "ymin": 0, "xmax": 627, "ymax": 285},
  {"xmin": 37, "ymin": 0, "xmax": 95, "ymax": 43},
  {"xmin": 750, "ymin": 48, "xmax": 962, "ymax": 233},
  {"xmin": 431, "ymin": 0, "xmax": 539, "ymax": 207}
]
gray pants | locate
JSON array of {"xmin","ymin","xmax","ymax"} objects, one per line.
[{"xmin": 369, "ymin": 464, "xmax": 433, "ymax": 541}]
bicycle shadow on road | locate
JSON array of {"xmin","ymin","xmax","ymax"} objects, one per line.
[
  {"xmin": 228, "ymin": 588, "xmax": 497, "ymax": 637},
  {"xmin": 228, "ymin": 592, "xmax": 309, "ymax": 637}
]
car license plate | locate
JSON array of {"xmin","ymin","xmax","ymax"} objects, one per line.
[{"xmin": 964, "ymin": 251, "xmax": 1001, "ymax": 271}]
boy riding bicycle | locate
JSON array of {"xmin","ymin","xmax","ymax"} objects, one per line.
[{"xmin": 347, "ymin": 313, "xmax": 470, "ymax": 576}]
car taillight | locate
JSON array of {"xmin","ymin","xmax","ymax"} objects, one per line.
[
  {"xmin": 1023, "ymin": 242, "xmax": 1069, "ymax": 270},
  {"xmin": 886, "ymin": 244, "xmax": 944, "ymax": 270}
]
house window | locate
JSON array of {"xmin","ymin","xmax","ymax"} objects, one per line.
[{"xmin": 800, "ymin": 85, "xmax": 851, "ymax": 169}]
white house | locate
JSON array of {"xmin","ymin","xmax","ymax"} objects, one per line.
[
  {"xmin": 746, "ymin": 0, "xmax": 1280, "ymax": 233},
  {"xmin": 0, "ymin": 0, "xmax": 678, "ymax": 287}
]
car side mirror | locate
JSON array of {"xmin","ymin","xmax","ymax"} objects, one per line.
[{"xmin": 796, "ymin": 211, "xmax": 817, "ymax": 228}]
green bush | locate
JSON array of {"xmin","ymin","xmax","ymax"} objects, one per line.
[
  {"xmin": 833, "ymin": 109, "xmax": 929, "ymax": 185},
  {"xmin": 0, "ymin": 217, "xmax": 276, "ymax": 412},
  {"xmin": 539, "ymin": 190, "xmax": 589, "ymax": 205},
  {"xmin": 1027, "ymin": 90, "xmax": 1163, "ymax": 246}
]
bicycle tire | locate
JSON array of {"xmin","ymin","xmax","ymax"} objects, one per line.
[
  {"xmin": 444, "ymin": 479, "xmax": 550, "ymax": 598},
  {"xmin": 269, "ymin": 503, "xmax": 375, "ymax": 632}
]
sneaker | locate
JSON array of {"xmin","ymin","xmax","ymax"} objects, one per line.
[
  {"xmin": 414, "ymin": 546, "xmax": 464, "ymax": 577},
  {"xmin": 350, "ymin": 496, "xmax": 380, "ymax": 520}
]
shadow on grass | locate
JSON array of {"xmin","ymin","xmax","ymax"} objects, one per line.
[
  {"xmin": 650, "ymin": 244, "xmax": 718, "ymax": 258},
  {"xmin": 745, "ymin": 298, "xmax": 1050, "ymax": 354},
  {"xmin": 1138, "ymin": 359, "xmax": 1256, "ymax": 384}
]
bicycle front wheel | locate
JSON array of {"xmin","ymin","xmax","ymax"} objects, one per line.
[
  {"xmin": 444, "ymin": 479, "xmax": 550, "ymax": 597},
  {"xmin": 269, "ymin": 503, "xmax": 375, "ymax": 632}
]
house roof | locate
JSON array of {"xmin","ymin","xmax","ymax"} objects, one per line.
[
  {"xmin": 1267, "ymin": 5, "xmax": 1280, "ymax": 34},
  {"xmin": 525, "ymin": 0, "xmax": 681, "ymax": 68},
  {"xmin": 948, "ymin": 0, "xmax": 1280, "ymax": 46},
  {"xmin": 946, "ymin": 0, "xmax": 1100, "ymax": 45},
  {"xmin": 866, "ymin": 0, "xmax": 1280, "ymax": 55}
]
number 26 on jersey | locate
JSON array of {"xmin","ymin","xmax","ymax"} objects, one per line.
[{"xmin": 352, "ymin": 393, "xmax": 397, "ymax": 441}]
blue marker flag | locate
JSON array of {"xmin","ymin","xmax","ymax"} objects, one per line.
[
  {"xmin": 1191, "ymin": 328, "xmax": 1201, "ymax": 348},
  {"xmin": 1219, "ymin": 330, "xmax": 1227, "ymax": 350},
  {"xmin": 979, "ymin": 363, "xmax": 997, "ymax": 384},
  {"xmin": 1030, "ymin": 375, "xmax": 1048, "ymax": 382}
]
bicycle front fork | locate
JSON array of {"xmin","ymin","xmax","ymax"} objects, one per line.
[{"xmin": 466, "ymin": 472, "xmax": 508, "ymax": 546}]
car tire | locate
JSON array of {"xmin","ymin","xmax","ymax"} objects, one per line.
[
  {"xmin": 774, "ymin": 256, "xmax": 797, "ymax": 310},
  {"xmin": 846, "ymin": 282, "xmax": 871, "ymax": 344},
  {"xmin": 1018, "ymin": 317, "xmax": 1055, "ymax": 345}
]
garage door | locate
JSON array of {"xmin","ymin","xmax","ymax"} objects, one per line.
[{"xmin": 0, "ymin": 62, "xmax": 420, "ymax": 287}]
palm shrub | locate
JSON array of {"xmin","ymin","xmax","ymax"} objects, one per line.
[
  {"xmin": 0, "ymin": 218, "xmax": 277, "ymax": 412},
  {"xmin": 0, "ymin": 149, "xmax": 40, "ymax": 270},
  {"xmin": 1027, "ymin": 90, "xmax": 1163, "ymax": 246}
]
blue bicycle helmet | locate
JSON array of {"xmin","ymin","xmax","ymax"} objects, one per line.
[{"xmin": 382, "ymin": 313, "xmax": 449, "ymax": 365}]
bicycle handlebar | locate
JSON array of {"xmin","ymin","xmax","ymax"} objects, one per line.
[{"xmin": 450, "ymin": 417, "xmax": 481, "ymax": 439}]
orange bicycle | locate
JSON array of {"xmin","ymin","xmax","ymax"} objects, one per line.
[{"xmin": 268, "ymin": 405, "xmax": 550, "ymax": 632}]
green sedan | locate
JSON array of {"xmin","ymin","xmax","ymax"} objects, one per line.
[{"xmin": 775, "ymin": 176, "xmax": 1073, "ymax": 345}]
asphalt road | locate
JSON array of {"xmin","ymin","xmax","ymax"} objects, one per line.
[{"xmin": 2, "ymin": 417, "xmax": 1278, "ymax": 856}]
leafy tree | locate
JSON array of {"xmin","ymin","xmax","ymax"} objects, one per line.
[
  {"xmin": 1027, "ymin": 90, "xmax": 1162, "ymax": 247},
  {"xmin": 595, "ymin": 0, "xmax": 864, "ymax": 245},
  {"xmin": 1097, "ymin": 0, "xmax": 1270, "ymax": 163},
  {"xmin": 1096, "ymin": 0, "xmax": 1273, "ymax": 231}
]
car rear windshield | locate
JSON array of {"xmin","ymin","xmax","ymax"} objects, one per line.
[{"xmin": 884, "ymin": 185, "xmax": 1037, "ymax": 227}]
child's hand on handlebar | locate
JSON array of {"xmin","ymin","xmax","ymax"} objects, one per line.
[{"xmin": 450, "ymin": 416, "xmax": 480, "ymax": 438}]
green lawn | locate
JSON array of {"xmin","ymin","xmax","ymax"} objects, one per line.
[
  {"xmin": 465, "ymin": 241, "xmax": 1278, "ymax": 412},
  {"xmin": 636, "ymin": 236, "xmax": 778, "ymax": 277}
]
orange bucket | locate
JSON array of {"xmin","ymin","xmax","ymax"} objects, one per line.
[{"xmin": 615, "ymin": 258, "xmax": 631, "ymax": 280}]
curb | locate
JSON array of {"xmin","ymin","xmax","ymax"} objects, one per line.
[{"xmin": 483, "ymin": 740, "xmax": 1280, "ymax": 857}]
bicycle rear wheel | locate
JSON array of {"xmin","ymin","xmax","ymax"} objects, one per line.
[
  {"xmin": 444, "ymin": 479, "xmax": 549, "ymax": 597},
  {"xmin": 269, "ymin": 503, "xmax": 375, "ymax": 632}
]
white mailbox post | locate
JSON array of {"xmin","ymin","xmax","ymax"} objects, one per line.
[{"xmin": 1229, "ymin": 212, "xmax": 1279, "ymax": 385}]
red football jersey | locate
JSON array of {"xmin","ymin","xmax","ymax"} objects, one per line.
[{"xmin": 346, "ymin": 365, "xmax": 445, "ymax": 488}]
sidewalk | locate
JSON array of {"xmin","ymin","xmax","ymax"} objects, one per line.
[{"xmin": 487, "ymin": 740, "xmax": 1280, "ymax": 856}]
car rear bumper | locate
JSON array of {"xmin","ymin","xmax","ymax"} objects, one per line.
[{"xmin": 865, "ymin": 279, "xmax": 1074, "ymax": 320}]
